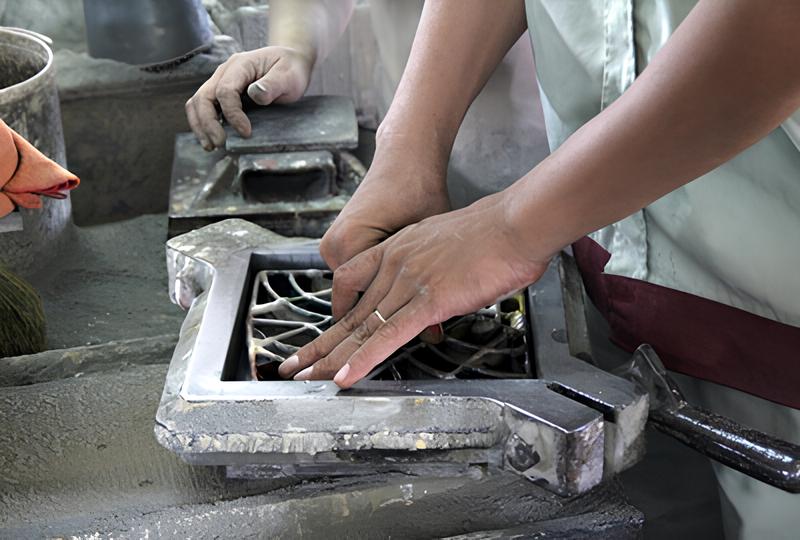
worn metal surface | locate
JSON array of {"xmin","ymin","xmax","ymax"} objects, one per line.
[
  {"xmin": 83, "ymin": 0, "xmax": 213, "ymax": 67},
  {"xmin": 0, "ymin": 27, "xmax": 73, "ymax": 274},
  {"xmin": 168, "ymin": 100, "xmax": 363, "ymax": 238},
  {"xmin": 157, "ymin": 220, "xmax": 649, "ymax": 497},
  {"xmin": 527, "ymin": 258, "xmax": 650, "ymax": 479},
  {"xmin": 618, "ymin": 344, "xmax": 800, "ymax": 492}
]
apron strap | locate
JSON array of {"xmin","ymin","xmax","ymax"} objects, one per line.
[{"xmin": 574, "ymin": 236, "xmax": 800, "ymax": 410}]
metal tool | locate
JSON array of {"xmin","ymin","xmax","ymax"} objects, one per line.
[{"xmin": 616, "ymin": 344, "xmax": 800, "ymax": 493}]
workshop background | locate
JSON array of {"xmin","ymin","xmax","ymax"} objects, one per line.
[{"xmin": 0, "ymin": 0, "xmax": 725, "ymax": 538}]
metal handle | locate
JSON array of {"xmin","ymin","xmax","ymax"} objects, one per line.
[
  {"xmin": 617, "ymin": 344, "xmax": 800, "ymax": 493},
  {"xmin": 650, "ymin": 404, "xmax": 800, "ymax": 493}
]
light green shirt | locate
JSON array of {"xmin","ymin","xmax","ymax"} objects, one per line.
[{"xmin": 526, "ymin": 0, "xmax": 800, "ymax": 327}]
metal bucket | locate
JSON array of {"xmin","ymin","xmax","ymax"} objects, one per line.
[
  {"xmin": 83, "ymin": 0, "xmax": 214, "ymax": 68},
  {"xmin": 0, "ymin": 27, "xmax": 73, "ymax": 275}
]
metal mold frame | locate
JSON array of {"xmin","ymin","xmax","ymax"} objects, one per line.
[{"xmin": 156, "ymin": 219, "xmax": 648, "ymax": 497}]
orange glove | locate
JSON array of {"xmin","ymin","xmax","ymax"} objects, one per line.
[{"xmin": 0, "ymin": 119, "xmax": 79, "ymax": 218}]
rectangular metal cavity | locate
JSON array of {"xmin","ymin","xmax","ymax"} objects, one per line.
[
  {"xmin": 245, "ymin": 268, "xmax": 530, "ymax": 382},
  {"xmin": 238, "ymin": 151, "xmax": 336, "ymax": 203}
]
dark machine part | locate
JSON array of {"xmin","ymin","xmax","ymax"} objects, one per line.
[
  {"xmin": 616, "ymin": 344, "xmax": 800, "ymax": 493},
  {"xmin": 168, "ymin": 96, "xmax": 361, "ymax": 238},
  {"xmin": 158, "ymin": 220, "xmax": 649, "ymax": 498},
  {"xmin": 83, "ymin": 0, "xmax": 214, "ymax": 69}
]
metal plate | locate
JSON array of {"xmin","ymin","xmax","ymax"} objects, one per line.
[{"xmin": 225, "ymin": 96, "xmax": 358, "ymax": 154}]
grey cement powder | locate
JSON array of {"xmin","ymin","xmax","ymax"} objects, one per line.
[{"xmin": 27, "ymin": 213, "xmax": 186, "ymax": 349}]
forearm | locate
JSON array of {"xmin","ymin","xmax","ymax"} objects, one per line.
[
  {"xmin": 378, "ymin": 0, "xmax": 527, "ymax": 170},
  {"xmin": 268, "ymin": 0, "xmax": 354, "ymax": 66},
  {"xmin": 507, "ymin": 0, "xmax": 800, "ymax": 261}
]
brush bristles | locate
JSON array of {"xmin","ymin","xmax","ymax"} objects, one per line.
[{"xmin": 0, "ymin": 267, "xmax": 46, "ymax": 357}]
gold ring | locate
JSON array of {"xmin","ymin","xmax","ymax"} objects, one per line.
[{"xmin": 373, "ymin": 309, "xmax": 387, "ymax": 324}]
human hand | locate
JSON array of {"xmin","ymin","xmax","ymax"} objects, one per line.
[
  {"xmin": 318, "ymin": 136, "xmax": 451, "ymax": 281},
  {"xmin": 277, "ymin": 191, "xmax": 551, "ymax": 387},
  {"xmin": 185, "ymin": 46, "xmax": 314, "ymax": 150}
]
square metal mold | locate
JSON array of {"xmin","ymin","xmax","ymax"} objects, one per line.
[{"xmin": 156, "ymin": 219, "xmax": 648, "ymax": 497}]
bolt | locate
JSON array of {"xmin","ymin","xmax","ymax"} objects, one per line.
[{"xmin": 506, "ymin": 434, "xmax": 540, "ymax": 472}]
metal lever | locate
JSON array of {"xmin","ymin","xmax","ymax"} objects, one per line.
[{"xmin": 616, "ymin": 344, "xmax": 800, "ymax": 493}]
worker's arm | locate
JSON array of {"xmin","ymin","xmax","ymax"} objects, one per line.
[
  {"xmin": 504, "ymin": 0, "xmax": 800, "ymax": 265},
  {"xmin": 282, "ymin": 0, "xmax": 800, "ymax": 386},
  {"xmin": 186, "ymin": 0, "xmax": 354, "ymax": 150},
  {"xmin": 318, "ymin": 0, "xmax": 527, "ymax": 270}
]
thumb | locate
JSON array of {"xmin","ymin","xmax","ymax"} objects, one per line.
[{"xmin": 246, "ymin": 71, "xmax": 289, "ymax": 106}]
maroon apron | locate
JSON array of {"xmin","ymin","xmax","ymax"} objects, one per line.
[{"xmin": 574, "ymin": 237, "xmax": 800, "ymax": 409}]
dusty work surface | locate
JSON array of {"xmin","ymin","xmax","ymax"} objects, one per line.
[
  {"xmin": 0, "ymin": 363, "xmax": 643, "ymax": 539},
  {"xmin": 26, "ymin": 213, "xmax": 185, "ymax": 350}
]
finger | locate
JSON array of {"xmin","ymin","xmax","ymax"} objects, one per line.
[
  {"xmin": 320, "ymin": 222, "xmax": 388, "ymax": 271},
  {"xmin": 295, "ymin": 262, "xmax": 422, "ymax": 382},
  {"xmin": 246, "ymin": 69, "xmax": 290, "ymax": 106},
  {"xmin": 194, "ymin": 90, "xmax": 227, "ymax": 148},
  {"xmin": 277, "ymin": 319, "xmax": 348, "ymax": 379},
  {"xmin": 214, "ymin": 65, "xmax": 254, "ymax": 138},
  {"xmin": 185, "ymin": 100, "xmax": 213, "ymax": 151},
  {"xmin": 191, "ymin": 65, "xmax": 229, "ymax": 148},
  {"xmin": 331, "ymin": 244, "xmax": 385, "ymax": 321},
  {"xmin": 334, "ymin": 297, "xmax": 432, "ymax": 388},
  {"xmin": 294, "ymin": 309, "xmax": 386, "ymax": 380},
  {"xmin": 295, "ymin": 273, "xmax": 412, "ymax": 381},
  {"xmin": 278, "ymin": 250, "xmax": 394, "ymax": 379}
]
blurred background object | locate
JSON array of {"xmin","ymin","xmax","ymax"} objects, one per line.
[
  {"xmin": 83, "ymin": 0, "xmax": 214, "ymax": 69},
  {"xmin": 0, "ymin": 26, "xmax": 72, "ymax": 276}
]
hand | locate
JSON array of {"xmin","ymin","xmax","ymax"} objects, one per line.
[
  {"xmin": 277, "ymin": 191, "xmax": 551, "ymax": 387},
  {"xmin": 318, "ymin": 137, "xmax": 451, "ymax": 283},
  {"xmin": 185, "ymin": 46, "xmax": 314, "ymax": 150}
]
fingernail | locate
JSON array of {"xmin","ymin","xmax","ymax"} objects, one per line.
[
  {"xmin": 247, "ymin": 82, "xmax": 268, "ymax": 98},
  {"xmin": 333, "ymin": 364, "xmax": 350, "ymax": 386},
  {"xmin": 279, "ymin": 355, "xmax": 299, "ymax": 377},
  {"xmin": 294, "ymin": 366, "xmax": 314, "ymax": 381}
]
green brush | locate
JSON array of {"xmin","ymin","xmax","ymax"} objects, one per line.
[{"xmin": 0, "ymin": 266, "xmax": 46, "ymax": 357}]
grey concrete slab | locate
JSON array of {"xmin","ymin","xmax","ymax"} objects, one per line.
[
  {"xmin": 1, "ymin": 362, "xmax": 642, "ymax": 539},
  {"xmin": 0, "ymin": 334, "xmax": 177, "ymax": 387},
  {"xmin": 0, "ymin": 364, "xmax": 301, "ymax": 535}
]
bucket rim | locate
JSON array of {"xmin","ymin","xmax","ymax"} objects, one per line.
[{"xmin": 0, "ymin": 26, "xmax": 54, "ymax": 101}]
